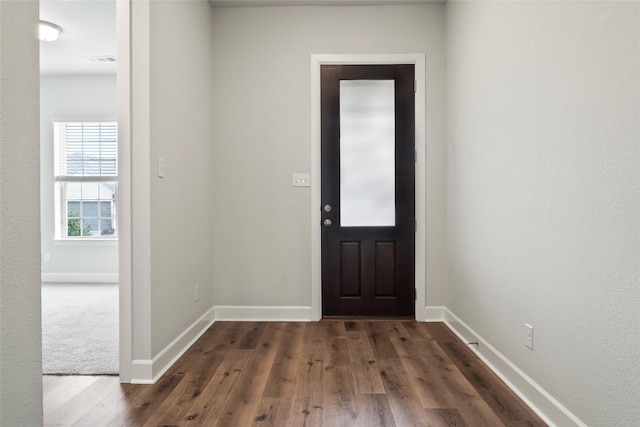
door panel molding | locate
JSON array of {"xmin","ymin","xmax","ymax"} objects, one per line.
[{"xmin": 310, "ymin": 54, "xmax": 427, "ymax": 320}]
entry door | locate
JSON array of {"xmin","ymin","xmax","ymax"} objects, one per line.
[{"xmin": 321, "ymin": 64, "xmax": 415, "ymax": 317}]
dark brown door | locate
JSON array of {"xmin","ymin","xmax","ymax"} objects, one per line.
[{"xmin": 321, "ymin": 64, "xmax": 415, "ymax": 317}]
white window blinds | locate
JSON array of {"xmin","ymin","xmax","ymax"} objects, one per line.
[{"xmin": 55, "ymin": 122, "xmax": 117, "ymax": 177}]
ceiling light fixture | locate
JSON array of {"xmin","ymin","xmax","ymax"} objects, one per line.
[{"xmin": 39, "ymin": 21, "xmax": 63, "ymax": 42}]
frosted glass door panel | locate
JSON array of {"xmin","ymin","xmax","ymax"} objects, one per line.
[{"xmin": 340, "ymin": 80, "xmax": 395, "ymax": 227}]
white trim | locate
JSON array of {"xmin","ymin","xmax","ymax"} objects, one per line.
[
  {"xmin": 130, "ymin": 307, "xmax": 216, "ymax": 384},
  {"xmin": 310, "ymin": 54, "xmax": 427, "ymax": 321},
  {"xmin": 422, "ymin": 305, "xmax": 446, "ymax": 321},
  {"xmin": 42, "ymin": 273, "xmax": 119, "ymax": 283},
  {"xmin": 214, "ymin": 305, "xmax": 313, "ymax": 321},
  {"xmin": 130, "ymin": 359, "xmax": 153, "ymax": 384},
  {"xmin": 53, "ymin": 238, "xmax": 118, "ymax": 246},
  {"xmin": 116, "ymin": 0, "xmax": 133, "ymax": 384},
  {"xmin": 442, "ymin": 308, "xmax": 587, "ymax": 427},
  {"xmin": 50, "ymin": 116, "xmax": 117, "ymax": 124}
]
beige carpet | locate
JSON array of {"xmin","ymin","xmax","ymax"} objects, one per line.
[{"xmin": 41, "ymin": 283, "xmax": 118, "ymax": 375}]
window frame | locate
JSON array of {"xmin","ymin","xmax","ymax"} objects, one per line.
[{"xmin": 53, "ymin": 120, "xmax": 118, "ymax": 241}]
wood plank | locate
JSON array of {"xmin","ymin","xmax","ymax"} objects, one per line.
[
  {"xmin": 182, "ymin": 349, "xmax": 252, "ymax": 426},
  {"xmin": 505, "ymin": 422, "xmax": 539, "ymax": 427},
  {"xmin": 42, "ymin": 374, "xmax": 63, "ymax": 395},
  {"xmin": 215, "ymin": 322, "xmax": 285, "ymax": 426},
  {"xmin": 107, "ymin": 373, "xmax": 185, "ymax": 427},
  {"xmin": 426, "ymin": 322, "xmax": 459, "ymax": 342},
  {"xmin": 438, "ymin": 364, "xmax": 507, "ymax": 426},
  {"xmin": 169, "ymin": 323, "xmax": 235, "ymax": 374},
  {"xmin": 441, "ymin": 340, "xmax": 547, "ymax": 426},
  {"xmin": 322, "ymin": 364, "xmax": 359, "ymax": 425},
  {"xmin": 423, "ymin": 408, "xmax": 470, "ymax": 427},
  {"xmin": 236, "ymin": 321, "xmax": 268, "ymax": 349},
  {"xmin": 421, "ymin": 338, "xmax": 457, "ymax": 370},
  {"xmin": 320, "ymin": 319, "xmax": 346, "ymax": 340},
  {"xmin": 389, "ymin": 335, "xmax": 455, "ymax": 409},
  {"xmin": 286, "ymin": 343, "xmax": 324, "ymax": 427},
  {"xmin": 42, "ymin": 321, "xmax": 547, "ymax": 427},
  {"xmin": 402, "ymin": 320, "xmax": 434, "ymax": 341},
  {"xmin": 381, "ymin": 320, "xmax": 411, "ymax": 340},
  {"xmin": 141, "ymin": 350, "xmax": 226, "ymax": 426},
  {"xmin": 45, "ymin": 376, "xmax": 118, "ymax": 425},
  {"xmin": 378, "ymin": 360, "xmax": 430, "ymax": 427},
  {"xmin": 212, "ymin": 321, "xmax": 255, "ymax": 351},
  {"xmin": 251, "ymin": 397, "xmax": 293, "ymax": 426},
  {"xmin": 43, "ymin": 375, "xmax": 100, "ymax": 417},
  {"xmin": 72, "ymin": 380, "xmax": 141, "ymax": 427},
  {"xmin": 363, "ymin": 321, "xmax": 400, "ymax": 361},
  {"xmin": 262, "ymin": 322, "xmax": 305, "ymax": 398},
  {"xmin": 302, "ymin": 321, "xmax": 325, "ymax": 345},
  {"xmin": 344, "ymin": 320, "xmax": 365, "ymax": 332},
  {"xmin": 352, "ymin": 393, "xmax": 397, "ymax": 427},
  {"xmin": 322, "ymin": 337, "xmax": 357, "ymax": 425},
  {"xmin": 346, "ymin": 330, "xmax": 386, "ymax": 394},
  {"xmin": 323, "ymin": 335, "xmax": 350, "ymax": 369}
]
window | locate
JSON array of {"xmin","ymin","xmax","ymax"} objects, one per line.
[{"xmin": 54, "ymin": 122, "xmax": 117, "ymax": 239}]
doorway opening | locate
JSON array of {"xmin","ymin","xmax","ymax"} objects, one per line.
[
  {"xmin": 320, "ymin": 64, "xmax": 416, "ymax": 317},
  {"xmin": 39, "ymin": 0, "xmax": 120, "ymax": 378},
  {"xmin": 310, "ymin": 54, "xmax": 427, "ymax": 321}
]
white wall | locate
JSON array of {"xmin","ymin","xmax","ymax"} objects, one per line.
[
  {"xmin": 148, "ymin": 0, "xmax": 216, "ymax": 356},
  {"xmin": 209, "ymin": 4, "xmax": 447, "ymax": 309},
  {"xmin": 128, "ymin": 0, "xmax": 216, "ymax": 362},
  {"xmin": 446, "ymin": 2, "xmax": 640, "ymax": 426},
  {"xmin": 40, "ymin": 75, "xmax": 118, "ymax": 282},
  {"xmin": 0, "ymin": 0, "xmax": 43, "ymax": 425}
]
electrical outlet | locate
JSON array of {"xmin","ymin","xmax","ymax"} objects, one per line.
[
  {"xmin": 525, "ymin": 323, "xmax": 534, "ymax": 350},
  {"xmin": 194, "ymin": 285, "xmax": 199, "ymax": 302},
  {"xmin": 44, "ymin": 253, "xmax": 51, "ymax": 262}
]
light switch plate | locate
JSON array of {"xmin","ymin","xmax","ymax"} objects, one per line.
[
  {"xmin": 525, "ymin": 323, "xmax": 534, "ymax": 350},
  {"xmin": 292, "ymin": 173, "xmax": 310, "ymax": 187},
  {"xmin": 158, "ymin": 157, "xmax": 165, "ymax": 178}
]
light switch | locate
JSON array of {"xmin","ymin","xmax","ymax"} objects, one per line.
[
  {"xmin": 158, "ymin": 157, "xmax": 165, "ymax": 178},
  {"xmin": 292, "ymin": 173, "xmax": 310, "ymax": 187}
]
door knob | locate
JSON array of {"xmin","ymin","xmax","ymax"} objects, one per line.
[
  {"xmin": 323, "ymin": 204, "xmax": 332, "ymax": 212},
  {"xmin": 323, "ymin": 219, "xmax": 332, "ymax": 227}
]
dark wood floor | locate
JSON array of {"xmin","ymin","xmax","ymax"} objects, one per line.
[{"xmin": 43, "ymin": 320, "xmax": 546, "ymax": 426}]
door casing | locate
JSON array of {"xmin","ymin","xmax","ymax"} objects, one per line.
[{"xmin": 310, "ymin": 54, "xmax": 427, "ymax": 321}]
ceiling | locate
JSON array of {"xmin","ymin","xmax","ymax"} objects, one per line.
[
  {"xmin": 209, "ymin": 0, "xmax": 438, "ymax": 6},
  {"xmin": 40, "ymin": 0, "xmax": 116, "ymax": 76},
  {"xmin": 38, "ymin": 0, "xmax": 436, "ymax": 75}
]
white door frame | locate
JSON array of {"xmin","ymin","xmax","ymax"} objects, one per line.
[
  {"xmin": 116, "ymin": 0, "xmax": 132, "ymax": 382},
  {"xmin": 310, "ymin": 54, "xmax": 427, "ymax": 321}
]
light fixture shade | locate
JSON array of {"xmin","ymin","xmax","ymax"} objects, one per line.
[{"xmin": 39, "ymin": 21, "xmax": 62, "ymax": 42}]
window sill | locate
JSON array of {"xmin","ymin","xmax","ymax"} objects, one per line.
[{"xmin": 53, "ymin": 238, "xmax": 118, "ymax": 246}]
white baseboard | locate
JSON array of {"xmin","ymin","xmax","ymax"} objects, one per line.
[
  {"xmin": 441, "ymin": 308, "xmax": 587, "ymax": 427},
  {"xmin": 213, "ymin": 305, "xmax": 312, "ymax": 321},
  {"xmin": 423, "ymin": 305, "xmax": 447, "ymax": 321},
  {"xmin": 130, "ymin": 306, "xmax": 215, "ymax": 384},
  {"xmin": 130, "ymin": 359, "xmax": 153, "ymax": 384},
  {"xmin": 42, "ymin": 272, "xmax": 119, "ymax": 283}
]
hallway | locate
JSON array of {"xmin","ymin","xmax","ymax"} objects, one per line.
[{"xmin": 43, "ymin": 320, "xmax": 545, "ymax": 426}]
